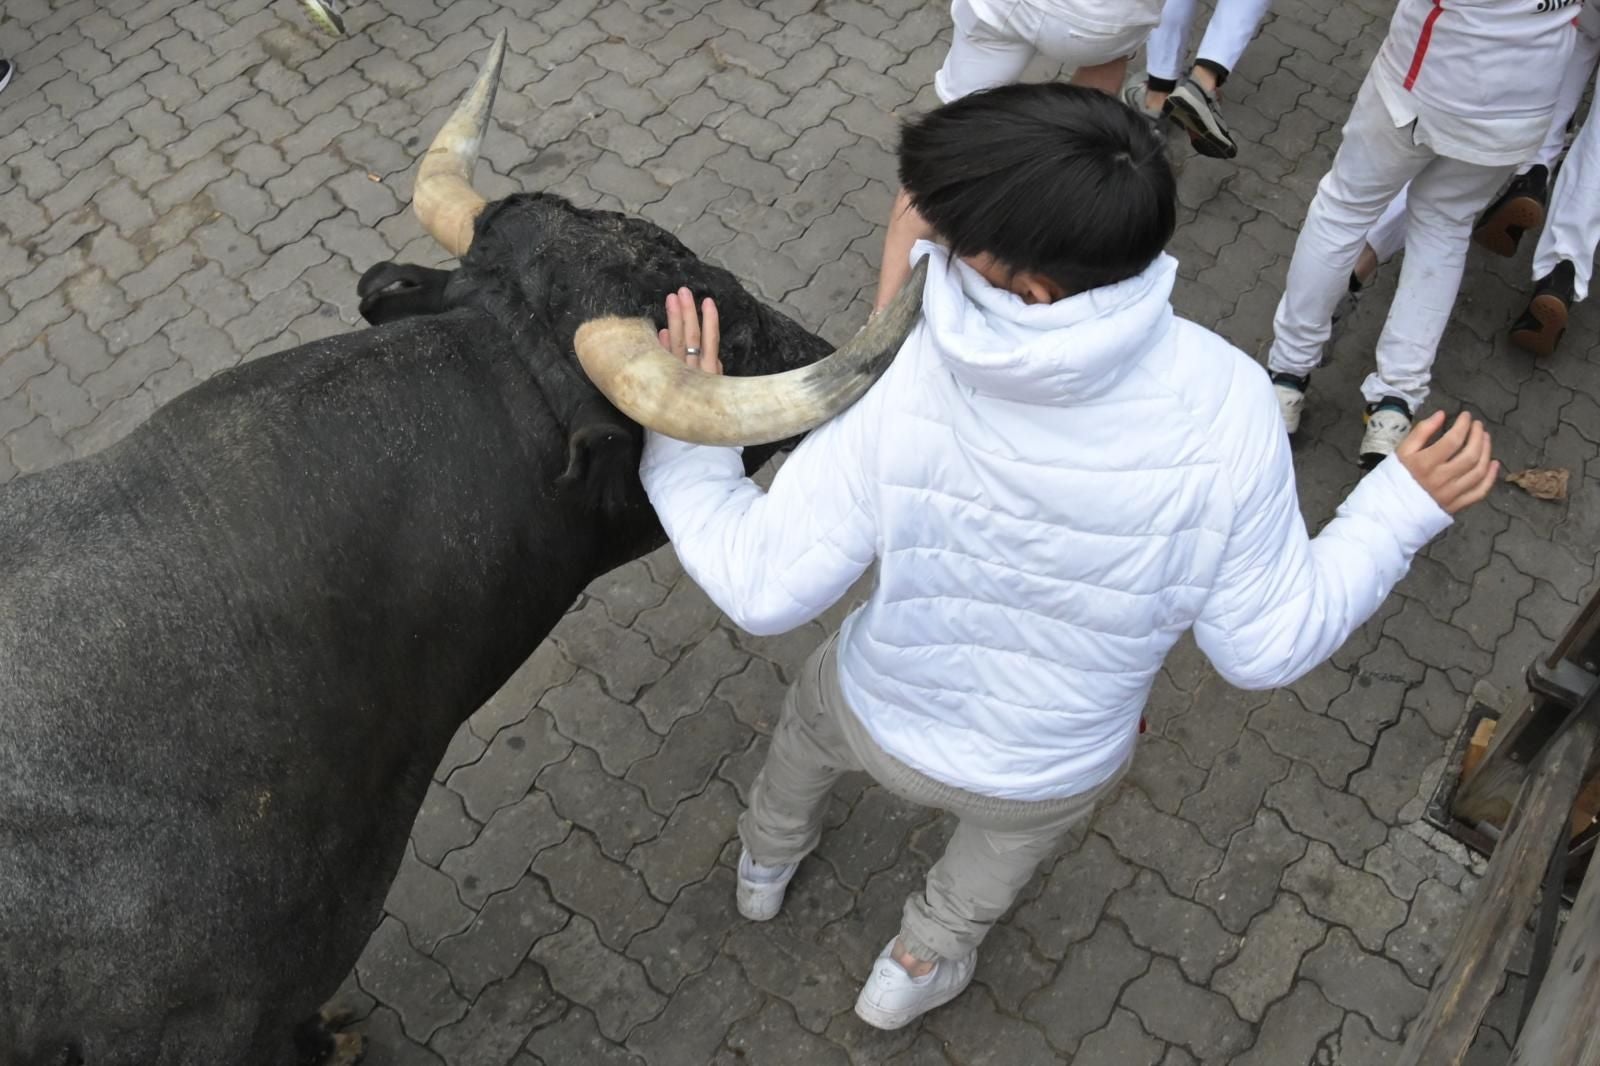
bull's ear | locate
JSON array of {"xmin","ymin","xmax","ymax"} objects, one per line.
[{"xmin": 356, "ymin": 263, "xmax": 456, "ymax": 325}]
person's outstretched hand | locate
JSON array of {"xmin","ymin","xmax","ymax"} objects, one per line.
[
  {"xmin": 658, "ymin": 287, "xmax": 722, "ymax": 375},
  {"xmin": 1395, "ymin": 410, "xmax": 1498, "ymax": 514}
]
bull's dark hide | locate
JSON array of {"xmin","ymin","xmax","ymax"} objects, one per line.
[{"xmin": 0, "ymin": 192, "xmax": 830, "ymax": 1066}]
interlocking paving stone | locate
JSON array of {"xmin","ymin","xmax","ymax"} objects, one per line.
[
  {"xmin": 1120, "ymin": 957, "xmax": 1253, "ymax": 1061},
  {"xmin": 1301, "ymin": 927, "xmax": 1427, "ymax": 1040},
  {"xmin": 522, "ymin": 1006, "xmax": 645, "ymax": 1066},
  {"xmin": 1232, "ymin": 980, "xmax": 1344, "ymax": 1066},
  {"xmin": 627, "ymin": 779, "xmax": 743, "ymax": 902},
  {"xmin": 724, "ymin": 1001, "xmax": 851, "ymax": 1066},
  {"xmin": 536, "ymin": 915, "xmax": 667, "ymax": 1043},
  {"xmin": 442, "ymin": 792, "xmax": 571, "ymax": 910},
  {"xmin": 635, "ymin": 629, "xmax": 749, "ymax": 736},
  {"xmin": 815, "ymin": 785, "xmax": 936, "ymax": 891},
  {"xmin": 724, "ymin": 920, "xmax": 857, "ymax": 1034},
  {"xmin": 1283, "ymin": 841, "xmax": 1408, "ymax": 952},
  {"xmin": 539, "ymin": 670, "xmax": 662, "ymax": 776},
  {"xmin": 428, "ymin": 961, "xmax": 564, "ymax": 1066},
  {"xmin": 357, "ymin": 917, "xmax": 470, "ymax": 1044},
  {"xmin": 432, "ymin": 873, "xmax": 570, "ymax": 1002},
  {"xmin": 537, "ymin": 745, "xmax": 664, "ymax": 861},
  {"xmin": 1126, "ymin": 734, "xmax": 1207, "ymax": 816},
  {"xmin": 1021, "ymin": 921, "xmax": 1151, "ymax": 1055},
  {"xmin": 626, "ymin": 955, "xmax": 763, "ymax": 1066},
  {"xmin": 385, "ymin": 843, "xmax": 476, "ymax": 954},
  {"xmin": 533, "ymin": 830, "xmax": 665, "ymax": 951},
  {"xmin": 1179, "ymin": 728, "xmax": 1291, "ymax": 849},
  {"xmin": 1266, "ymin": 762, "xmax": 1387, "ymax": 865},
  {"xmin": 1013, "ymin": 832, "xmax": 1136, "ymax": 958},
  {"xmin": 625, "ymin": 866, "xmax": 740, "ymax": 994},
  {"xmin": 1108, "ymin": 869, "xmax": 1241, "ymax": 984},
  {"xmin": 1094, "ymin": 787, "xmax": 1224, "ymax": 897},
  {"xmin": 1073, "ymin": 1008, "xmax": 1165, "ymax": 1066},
  {"xmin": 1250, "ymin": 688, "xmax": 1369, "ymax": 788},
  {"xmin": 1211, "ymin": 894, "xmax": 1326, "ymax": 1023},
  {"xmin": 447, "ymin": 710, "xmax": 572, "ymax": 822},
  {"xmin": 1384, "ymin": 878, "xmax": 1471, "ymax": 986}
]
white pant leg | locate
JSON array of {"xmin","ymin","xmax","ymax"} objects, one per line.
[
  {"xmin": 1530, "ymin": 23, "xmax": 1600, "ymax": 171},
  {"xmin": 1366, "ymin": 185, "xmax": 1410, "ymax": 263},
  {"xmin": 1364, "ymin": 156, "xmax": 1514, "ymax": 408},
  {"xmin": 936, "ymin": 0, "xmax": 1037, "ymax": 103},
  {"xmin": 1533, "ymin": 64, "xmax": 1600, "ymax": 301},
  {"xmin": 1267, "ymin": 78, "xmax": 1434, "ymax": 379},
  {"xmin": 1193, "ymin": 0, "xmax": 1273, "ymax": 72},
  {"xmin": 1144, "ymin": 0, "xmax": 1199, "ymax": 81}
]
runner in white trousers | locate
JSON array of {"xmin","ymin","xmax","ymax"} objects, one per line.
[
  {"xmin": 1265, "ymin": 0, "xmax": 1577, "ymax": 466},
  {"xmin": 1338, "ymin": 10, "xmax": 1600, "ymax": 349},
  {"xmin": 1125, "ymin": 0, "xmax": 1272, "ymax": 158}
]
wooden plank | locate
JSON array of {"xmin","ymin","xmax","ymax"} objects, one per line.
[
  {"xmin": 1461, "ymin": 718, "xmax": 1497, "ymax": 782},
  {"xmin": 1397, "ymin": 714, "xmax": 1599, "ymax": 1066},
  {"xmin": 1509, "ymin": 835, "xmax": 1600, "ymax": 1066},
  {"xmin": 1454, "ymin": 691, "xmax": 1544, "ymax": 828}
]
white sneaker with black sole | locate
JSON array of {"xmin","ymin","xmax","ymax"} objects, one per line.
[
  {"xmin": 1271, "ymin": 372, "xmax": 1309, "ymax": 435},
  {"xmin": 1359, "ymin": 398, "xmax": 1412, "ymax": 468},
  {"xmin": 735, "ymin": 849, "xmax": 798, "ymax": 921},
  {"xmin": 854, "ymin": 939, "xmax": 977, "ymax": 1030},
  {"xmin": 0, "ymin": 60, "xmax": 13, "ymax": 95},
  {"xmin": 1167, "ymin": 75, "xmax": 1237, "ymax": 159}
]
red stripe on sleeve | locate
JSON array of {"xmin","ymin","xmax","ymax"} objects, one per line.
[{"xmin": 1404, "ymin": 0, "xmax": 1446, "ymax": 90}]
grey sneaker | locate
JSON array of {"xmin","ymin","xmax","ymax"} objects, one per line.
[
  {"xmin": 1122, "ymin": 79, "xmax": 1165, "ymax": 124},
  {"xmin": 1359, "ymin": 398, "xmax": 1412, "ymax": 468},
  {"xmin": 1168, "ymin": 75, "xmax": 1237, "ymax": 158},
  {"xmin": 298, "ymin": 0, "xmax": 345, "ymax": 35}
]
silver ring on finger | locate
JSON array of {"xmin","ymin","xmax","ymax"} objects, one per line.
[{"xmin": 684, "ymin": 346, "xmax": 701, "ymax": 357}]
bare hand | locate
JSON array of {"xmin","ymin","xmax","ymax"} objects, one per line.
[
  {"xmin": 1395, "ymin": 410, "xmax": 1499, "ymax": 514},
  {"xmin": 658, "ymin": 288, "xmax": 722, "ymax": 375}
]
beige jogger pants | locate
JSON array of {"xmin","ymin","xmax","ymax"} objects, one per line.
[{"xmin": 738, "ymin": 632, "xmax": 1127, "ymax": 962}]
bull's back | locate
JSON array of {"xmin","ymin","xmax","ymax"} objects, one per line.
[{"xmin": 0, "ymin": 316, "xmax": 605, "ymax": 1065}]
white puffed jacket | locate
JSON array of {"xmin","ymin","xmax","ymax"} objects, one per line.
[{"xmin": 641, "ymin": 243, "xmax": 1452, "ymax": 801}]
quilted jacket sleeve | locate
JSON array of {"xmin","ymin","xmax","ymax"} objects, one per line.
[
  {"xmin": 638, "ymin": 392, "xmax": 880, "ymax": 638},
  {"xmin": 1193, "ymin": 369, "xmax": 1452, "ymax": 690}
]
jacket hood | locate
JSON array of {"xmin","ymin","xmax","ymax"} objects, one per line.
[{"xmin": 914, "ymin": 240, "xmax": 1178, "ymax": 405}]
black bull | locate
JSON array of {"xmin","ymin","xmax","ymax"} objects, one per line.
[{"xmin": 0, "ymin": 192, "xmax": 834, "ymax": 1066}]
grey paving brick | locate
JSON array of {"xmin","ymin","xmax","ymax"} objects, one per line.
[
  {"xmin": 1094, "ymin": 787, "xmax": 1223, "ymax": 897},
  {"xmin": 536, "ymin": 915, "xmax": 668, "ymax": 1042},
  {"xmin": 1072, "ymin": 1008, "xmax": 1164, "ymax": 1066},
  {"xmin": 1213, "ymin": 893, "xmax": 1327, "ymax": 1023},
  {"xmin": 1107, "ymin": 869, "xmax": 1241, "ymax": 984},
  {"xmin": 726, "ymin": 1002, "xmax": 851, "ymax": 1066},
  {"xmin": 1123, "ymin": 956, "xmax": 1252, "ymax": 1060},
  {"xmin": 635, "ymin": 578, "xmax": 726, "ymax": 662},
  {"xmin": 1195, "ymin": 808, "xmax": 1309, "ymax": 934},
  {"xmin": 441, "ymin": 792, "xmax": 571, "ymax": 909},
  {"xmin": 1283, "ymin": 841, "xmax": 1407, "ymax": 952},
  {"xmin": 429, "ymin": 961, "xmax": 564, "ymax": 1065},
  {"xmin": 816, "ymin": 786, "xmax": 934, "ymax": 891},
  {"xmin": 448, "ymin": 708, "xmax": 573, "ymax": 822},
  {"xmin": 1384, "ymin": 878, "xmax": 1470, "ymax": 985},
  {"xmin": 541, "ymin": 670, "xmax": 662, "ymax": 776},
  {"xmin": 1267, "ymin": 762, "xmax": 1387, "ymax": 865},
  {"xmin": 1351, "ymin": 708, "xmax": 1447, "ymax": 823},
  {"xmin": 384, "ymin": 843, "xmax": 476, "ymax": 954},
  {"xmin": 626, "ymin": 955, "xmax": 763, "ymax": 1066},
  {"xmin": 523, "ymin": 1006, "xmax": 645, "ymax": 1066},
  {"xmin": 352, "ymin": 1005, "xmax": 448, "ymax": 1066},
  {"xmin": 1168, "ymin": 676, "xmax": 1268, "ymax": 770},
  {"xmin": 538, "ymin": 745, "xmax": 664, "ymax": 860},
  {"xmin": 1250, "ymin": 688, "xmax": 1369, "ymax": 788},
  {"xmin": 553, "ymin": 599, "xmax": 671, "ymax": 703},
  {"xmin": 535, "ymin": 829, "xmax": 666, "ymax": 949},
  {"xmin": 1021, "ymin": 920, "xmax": 1149, "ymax": 1054},
  {"xmin": 1178, "ymin": 728, "xmax": 1289, "ymax": 849},
  {"xmin": 411, "ymin": 782, "xmax": 480, "ymax": 869},
  {"xmin": 625, "ymin": 866, "xmax": 739, "ymax": 994},
  {"xmin": 627, "ymin": 779, "xmax": 742, "ymax": 901},
  {"xmin": 357, "ymin": 917, "xmax": 470, "ymax": 1044},
  {"xmin": 434, "ymin": 874, "xmax": 570, "ymax": 1002},
  {"xmin": 1300, "ymin": 927, "xmax": 1426, "ymax": 1040},
  {"xmin": 971, "ymin": 921, "xmax": 1056, "ymax": 1015},
  {"xmin": 924, "ymin": 985, "xmax": 1059, "ymax": 1065},
  {"xmin": 1127, "ymin": 735, "xmax": 1207, "ymax": 816},
  {"xmin": 1232, "ymin": 980, "xmax": 1344, "ymax": 1066}
]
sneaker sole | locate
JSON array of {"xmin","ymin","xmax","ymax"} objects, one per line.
[
  {"xmin": 1510, "ymin": 293, "xmax": 1568, "ymax": 357},
  {"xmin": 1472, "ymin": 196, "xmax": 1543, "ymax": 258},
  {"xmin": 0, "ymin": 67, "xmax": 12, "ymax": 94},
  {"xmin": 736, "ymin": 888, "xmax": 785, "ymax": 922},
  {"xmin": 1168, "ymin": 97, "xmax": 1237, "ymax": 159},
  {"xmin": 854, "ymin": 969, "xmax": 976, "ymax": 1031},
  {"xmin": 298, "ymin": 0, "xmax": 346, "ymax": 35}
]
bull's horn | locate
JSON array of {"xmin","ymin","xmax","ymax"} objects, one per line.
[
  {"xmin": 413, "ymin": 29, "xmax": 507, "ymax": 257},
  {"xmin": 574, "ymin": 258, "xmax": 929, "ymax": 447}
]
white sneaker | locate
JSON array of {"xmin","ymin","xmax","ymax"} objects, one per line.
[
  {"xmin": 853, "ymin": 939, "xmax": 977, "ymax": 1030},
  {"xmin": 298, "ymin": 0, "xmax": 345, "ymax": 35},
  {"xmin": 1360, "ymin": 399, "xmax": 1412, "ymax": 468},
  {"xmin": 1272, "ymin": 372, "xmax": 1308, "ymax": 434},
  {"xmin": 736, "ymin": 849, "xmax": 797, "ymax": 921}
]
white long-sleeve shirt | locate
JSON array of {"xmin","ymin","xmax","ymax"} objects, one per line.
[{"xmin": 642, "ymin": 243, "xmax": 1452, "ymax": 801}]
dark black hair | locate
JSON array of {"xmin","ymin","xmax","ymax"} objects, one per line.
[{"xmin": 897, "ymin": 82, "xmax": 1176, "ymax": 295}]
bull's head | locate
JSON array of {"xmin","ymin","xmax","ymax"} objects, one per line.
[{"xmin": 410, "ymin": 31, "xmax": 926, "ymax": 449}]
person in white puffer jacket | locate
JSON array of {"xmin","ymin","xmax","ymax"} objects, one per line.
[{"xmin": 642, "ymin": 84, "xmax": 1499, "ymax": 1031}]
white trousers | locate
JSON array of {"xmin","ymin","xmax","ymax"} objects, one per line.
[
  {"xmin": 1267, "ymin": 77, "xmax": 1513, "ymax": 409},
  {"xmin": 936, "ymin": 0, "xmax": 1152, "ymax": 102},
  {"xmin": 1533, "ymin": 60, "xmax": 1600, "ymax": 302},
  {"xmin": 1145, "ymin": 0, "xmax": 1271, "ymax": 81},
  {"xmin": 1365, "ymin": 23, "xmax": 1600, "ymax": 266}
]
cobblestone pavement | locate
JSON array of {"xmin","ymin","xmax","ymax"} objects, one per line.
[{"xmin": 4, "ymin": 0, "xmax": 1600, "ymax": 1062}]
